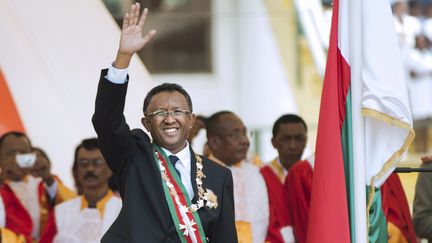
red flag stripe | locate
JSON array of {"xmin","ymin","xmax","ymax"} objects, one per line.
[{"xmin": 306, "ymin": 0, "xmax": 351, "ymax": 242}]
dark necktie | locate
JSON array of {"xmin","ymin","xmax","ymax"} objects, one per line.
[{"xmin": 168, "ymin": 155, "xmax": 182, "ymax": 179}]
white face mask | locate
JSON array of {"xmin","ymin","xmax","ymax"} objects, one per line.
[{"xmin": 15, "ymin": 153, "xmax": 36, "ymax": 168}]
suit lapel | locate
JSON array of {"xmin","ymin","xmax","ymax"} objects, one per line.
[{"xmin": 189, "ymin": 148, "xmax": 199, "ymax": 203}]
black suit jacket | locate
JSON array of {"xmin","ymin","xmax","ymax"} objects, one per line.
[{"xmin": 92, "ymin": 69, "xmax": 237, "ymax": 243}]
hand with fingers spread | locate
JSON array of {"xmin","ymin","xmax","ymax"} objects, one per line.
[{"xmin": 114, "ymin": 3, "xmax": 156, "ymax": 69}]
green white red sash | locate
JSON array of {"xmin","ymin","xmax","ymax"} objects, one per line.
[{"xmin": 153, "ymin": 145, "xmax": 207, "ymax": 243}]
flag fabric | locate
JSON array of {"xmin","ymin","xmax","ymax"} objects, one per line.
[{"xmin": 306, "ymin": 0, "xmax": 414, "ymax": 242}]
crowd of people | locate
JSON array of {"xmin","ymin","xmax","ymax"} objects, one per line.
[
  {"xmin": 0, "ymin": 2, "xmax": 431, "ymax": 243},
  {"xmin": 0, "ymin": 112, "xmax": 428, "ymax": 242}
]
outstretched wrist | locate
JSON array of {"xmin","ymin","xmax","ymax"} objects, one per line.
[{"xmin": 114, "ymin": 51, "xmax": 133, "ymax": 69}]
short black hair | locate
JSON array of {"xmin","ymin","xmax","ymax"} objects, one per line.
[
  {"xmin": 272, "ymin": 114, "xmax": 307, "ymax": 137},
  {"xmin": 143, "ymin": 83, "xmax": 193, "ymax": 114},
  {"xmin": 72, "ymin": 138, "xmax": 100, "ymax": 171},
  {"xmin": 205, "ymin": 111, "xmax": 235, "ymax": 138},
  {"xmin": 0, "ymin": 131, "xmax": 32, "ymax": 150}
]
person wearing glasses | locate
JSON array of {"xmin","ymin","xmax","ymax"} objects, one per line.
[
  {"xmin": 0, "ymin": 132, "xmax": 75, "ymax": 241},
  {"xmin": 39, "ymin": 138, "xmax": 121, "ymax": 243},
  {"xmin": 205, "ymin": 111, "xmax": 269, "ymax": 243},
  {"xmin": 92, "ymin": 3, "xmax": 236, "ymax": 243}
]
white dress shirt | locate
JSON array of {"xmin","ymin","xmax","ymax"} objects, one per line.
[{"xmin": 161, "ymin": 144, "xmax": 194, "ymax": 200}]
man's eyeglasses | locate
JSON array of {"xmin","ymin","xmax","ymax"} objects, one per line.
[
  {"xmin": 76, "ymin": 158, "xmax": 105, "ymax": 168},
  {"xmin": 146, "ymin": 109, "xmax": 191, "ymax": 119}
]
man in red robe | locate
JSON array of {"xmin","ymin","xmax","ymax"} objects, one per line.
[
  {"xmin": 283, "ymin": 156, "xmax": 314, "ymax": 243},
  {"xmin": 285, "ymin": 157, "xmax": 415, "ymax": 243},
  {"xmin": 0, "ymin": 132, "xmax": 76, "ymax": 241},
  {"xmin": 0, "ymin": 148, "xmax": 33, "ymax": 242},
  {"xmin": 0, "ymin": 183, "xmax": 33, "ymax": 242},
  {"xmin": 260, "ymin": 114, "xmax": 308, "ymax": 243}
]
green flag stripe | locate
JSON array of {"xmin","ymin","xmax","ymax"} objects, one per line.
[
  {"xmin": 341, "ymin": 90, "xmax": 356, "ymax": 243},
  {"xmin": 366, "ymin": 186, "xmax": 388, "ymax": 243},
  {"xmin": 342, "ymin": 90, "xmax": 388, "ymax": 243}
]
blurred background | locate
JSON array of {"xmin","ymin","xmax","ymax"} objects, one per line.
[{"xmin": 1, "ymin": 0, "xmax": 431, "ymax": 214}]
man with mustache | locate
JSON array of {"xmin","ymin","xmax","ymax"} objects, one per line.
[
  {"xmin": 206, "ymin": 111, "xmax": 269, "ymax": 243},
  {"xmin": 39, "ymin": 138, "xmax": 121, "ymax": 243}
]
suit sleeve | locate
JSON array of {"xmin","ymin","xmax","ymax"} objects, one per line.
[
  {"xmin": 413, "ymin": 162, "xmax": 432, "ymax": 240},
  {"xmin": 92, "ymin": 69, "xmax": 135, "ymax": 174},
  {"xmin": 210, "ymin": 169, "xmax": 238, "ymax": 243}
]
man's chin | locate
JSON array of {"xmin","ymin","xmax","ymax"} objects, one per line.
[
  {"xmin": 287, "ymin": 155, "xmax": 302, "ymax": 162},
  {"xmin": 160, "ymin": 139, "xmax": 187, "ymax": 152},
  {"xmin": 82, "ymin": 181, "xmax": 101, "ymax": 188}
]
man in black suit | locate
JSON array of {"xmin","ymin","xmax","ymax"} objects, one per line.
[{"xmin": 92, "ymin": 3, "xmax": 237, "ymax": 243}]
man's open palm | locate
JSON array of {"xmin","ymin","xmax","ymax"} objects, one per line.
[{"xmin": 119, "ymin": 3, "xmax": 156, "ymax": 56}]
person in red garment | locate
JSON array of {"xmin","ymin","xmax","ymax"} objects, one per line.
[
  {"xmin": 0, "ymin": 182, "xmax": 33, "ymax": 242},
  {"xmin": 283, "ymin": 154, "xmax": 314, "ymax": 243},
  {"xmin": 381, "ymin": 173, "xmax": 417, "ymax": 243},
  {"xmin": 260, "ymin": 114, "xmax": 308, "ymax": 243},
  {"xmin": 0, "ymin": 152, "xmax": 32, "ymax": 242},
  {"xmin": 285, "ymin": 158, "xmax": 416, "ymax": 243},
  {"xmin": 0, "ymin": 132, "xmax": 76, "ymax": 241}
]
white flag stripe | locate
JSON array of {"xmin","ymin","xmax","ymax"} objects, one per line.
[
  {"xmin": 361, "ymin": 0, "xmax": 414, "ymax": 187},
  {"xmin": 337, "ymin": 0, "xmax": 414, "ymax": 241},
  {"xmin": 346, "ymin": 0, "xmax": 368, "ymax": 242},
  {"xmin": 337, "ymin": 0, "xmax": 350, "ymax": 63}
]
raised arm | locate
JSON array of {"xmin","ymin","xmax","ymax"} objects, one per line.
[
  {"xmin": 92, "ymin": 3, "xmax": 156, "ymax": 174},
  {"xmin": 114, "ymin": 3, "xmax": 156, "ymax": 69}
]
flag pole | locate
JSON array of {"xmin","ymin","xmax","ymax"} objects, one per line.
[
  {"xmin": 349, "ymin": 0, "xmax": 368, "ymax": 241},
  {"xmin": 394, "ymin": 167, "xmax": 432, "ymax": 173}
]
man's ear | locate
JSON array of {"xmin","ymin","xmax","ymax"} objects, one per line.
[
  {"xmin": 207, "ymin": 136, "xmax": 220, "ymax": 151},
  {"xmin": 141, "ymin": 117, "xmax": 150, "ymax": 132},
  {"xmin": 189, "ymin": 113, "xmax": 196, "ymax": 129},
  {"xmin": 271, "ymin": 136, "xmax": 277, "ymax": 149}
]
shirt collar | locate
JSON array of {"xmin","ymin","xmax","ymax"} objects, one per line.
[
  {"xmin": 161, "ymin": 141, "xmax": 191, "ymax": 172},
  {"xmin": 81, "ymin": 190, "xmax": 114, "ymax": 215}
]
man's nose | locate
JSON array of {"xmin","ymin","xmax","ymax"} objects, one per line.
[
  {"xmin": 86, "ymin": 163, "xmax": 98, "ymax": 171},
  {"xmin": 287, "ymin": 138, "xmax": 298, "ymax": 148},
  {"xmin": 163, "ymin": 113, "xmax": 176, "ymax": 123},
  {"xmin": 239, "ymin": 133, "xmax": 250, "ymax": 146}
]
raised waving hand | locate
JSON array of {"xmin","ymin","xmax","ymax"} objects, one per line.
[{"xmin": 114, "ymin": 3, "xmax": 156, "ymax": 69}]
